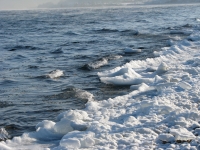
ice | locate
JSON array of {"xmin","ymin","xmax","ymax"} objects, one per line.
[
  {"xmin": 0, "ymin": 128, "xmax": 9, "ymax": 141},
  {"xmin": 98, "ymin": 67, "xmax": 141, "ymax": 78},
  {"xmin": 170, "ymin": 128, "xmax": 196, "ymax": 141},
  {"xmin": 157, "ymin": 133, "xmax": 175, "ymax": 143},
  {"xmin": 47, "ymin": 69, "xmax": 64, "ymax": 79},
  {"xmin": 130, "ymin": 83, "xmax": 149, "ymax": 91},
  {"xmin": 58, "ymin": 131, "xmax": 95, "ymax": 149},
  {"xmin": 53, "ymin": 119, "xmax": 74, "ymax": 135},
  {"xmin": 178, "ymin": 81, "xmax": 192, "ymax": 90},
  {"xmin": 60, "ymin": 138, "xmax": 81, "ymax": 149},
  {"xmin": 98, "ymin": 67, "xmax": 156, "ymax": 85},
  {"xmin": 155, "ymin": 62, "xmax": 169, "ymax": 75},
  {"xmin": 0, "ymin": 143, "xmax": 11, "ymax": 150}
]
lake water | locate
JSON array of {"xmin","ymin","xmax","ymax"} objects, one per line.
[{"xmin": 0, "ymin": 4, "xmax": 200, "ymax": 140}]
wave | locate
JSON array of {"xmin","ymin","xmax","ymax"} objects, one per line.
[
  {"xmin": 63, "ymin": 31, "xmax": 81, "ymax": 35},
  {"xmin": 94, "ymin": 28, "xmax": 119, "ymax": 33},
  {"xmin": 33, "ymin": 69, "xmax": 64, "ymax": 79},
  {"xmin": 169, "ymin": 30, "xmax": 191, "ymax": 35},
  {"xmin": 93, "ymin": 28, "xmax": 139, "ymax": 35},
  {"xmin": 79, "ymin": 55, "xmax": 122, "ymax": 70},
  {"xmin": 47, "ymin": 87, "xmax": 94, "ymax": 102},
  {"xmin": 50, "ymin": 48, "xmax": 63, "ymax": 54},
  {"xmin": 28, "ymin": 65, "xmax": 39, "ymax": 69},
  {"xmin": 8, "ymin": 45, "xmax": 41, "ymax": 51},
  {"xmin": 47, "ymin": 70, "xmax": 64, "ymax": 79}
]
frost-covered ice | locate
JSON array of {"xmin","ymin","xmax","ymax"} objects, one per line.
[{"xmin": 1, "ymin": 16, "xmax": 200, "ymax": 150}]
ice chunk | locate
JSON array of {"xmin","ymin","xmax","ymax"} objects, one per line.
[
  {"xmin": 59, "ymin": 131, "xmax": 95, "ymax": 149},
  {"xmin": 56, "ymin": 110, "xmax": 90, "ymax": 121},
  {"xmin": 0, "ymin": 128, "xmax": 9, "ymax": 141},
  {"xmin": 60, "ymin": 138, "xmax": 81, "ymax": 149},
  {"xmin": 155, "ymin": 62, "xmax": 169, "ymax": 75},
  {"xmin": 158, "ymin": 133, "xmax": 175, "ymax": 142},
  {"xmin": 53, "ymin": 119, "xmax": 73, "ymax": 135},
  {"xmin": 70, "ymin": 120, "xmax": 88, "ymax": 131},
  {"xmin": 130, "ymin": 83, "xmax": 149, "ymax": 91},
  {"xmin": 36, "ymin": 120, "xmax": 55, "ymax": 130},
  {"xmin": 81, "ymin": 137, "xmax": 95, "ymax": 148},
  {"xmin": 155, "ymin": 82, "xmax": 176, "ymax": 91},
  {"xmin": 123, "ymin": 116, "xmax": 139, "ymax": 126},
  {"xmin": 178, "ymin": 81, "xmax": 192, "ymax": 90},
  {"xmin": 98, "ymin": 67, "xmax": 141, "ymax": 78},
  {"xmin": 0, "ymin": 143, "xmax": 11, "ymax": 150},
  {"xmin": 170, "ymin": 128, "xmax": 195, "ymax": 141},
  {"xmin": 47, "ymin": 69, "xmax": 64, "ymax": 79},
  {"xmin": 98, "ymin": 67, "xmax": 153, "ymax": 85},
  {"xmin": 100, "ymin": 76, "xmax": 153, "ymax": 85}
]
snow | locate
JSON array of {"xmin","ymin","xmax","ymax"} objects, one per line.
[
  {"xmin": 0, "ymin": 128, "xmax": 9, "ymax": 141},
  {"xmin": 157, "ymin": 133, "xmax": 175, "ymax": 143},
  {"xmin": 170, "ymin": 128, "xmax": 196, "ymax": 141},
  {"xmin": 1, "ymin": 12, "xmax": 200, "ymax": 150}
]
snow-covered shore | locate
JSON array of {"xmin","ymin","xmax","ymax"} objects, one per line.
[{"xmin": 1, "ymin": 18, "xmax": 200, "ymax": 150}]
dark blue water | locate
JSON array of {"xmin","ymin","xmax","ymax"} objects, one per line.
[{"xmin": 0, "ymin": 4, "xmax": 200, "ymax": 138}]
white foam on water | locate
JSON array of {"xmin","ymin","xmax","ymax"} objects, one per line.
[
  {"xmin": 87, "ymin": 58, "xmax": 108, "ymax": 69},
  {"xmin": 47, "ymin": 70, "xmax": 64, "ymax": 79},
  {"xmin": 2, "ymin": 15, "xmax": 200, "ymax": 150},
  {"xmin": 124, "ymin": 47, "xmax": 142, "ymax": 53}
]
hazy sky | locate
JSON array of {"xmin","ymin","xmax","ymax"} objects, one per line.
[
  {"xmin": 0, "ymin": 0, "xmax": 199, "ymax": 10},
  {"xmin": 0, "ymin": 0, "xmax": 149, "ymax": 10},
  {"xmin": 0, "ymin": 0, "xmax": 59, "ymax": 10}
]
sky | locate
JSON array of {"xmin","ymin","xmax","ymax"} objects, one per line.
[
  {"xmin": 0, "ymin": 0, "xmax": 199, "ymax": 10},
  {"xmin": 0, "ymin": 0, "xmax": 59, "ymax": 10}
]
